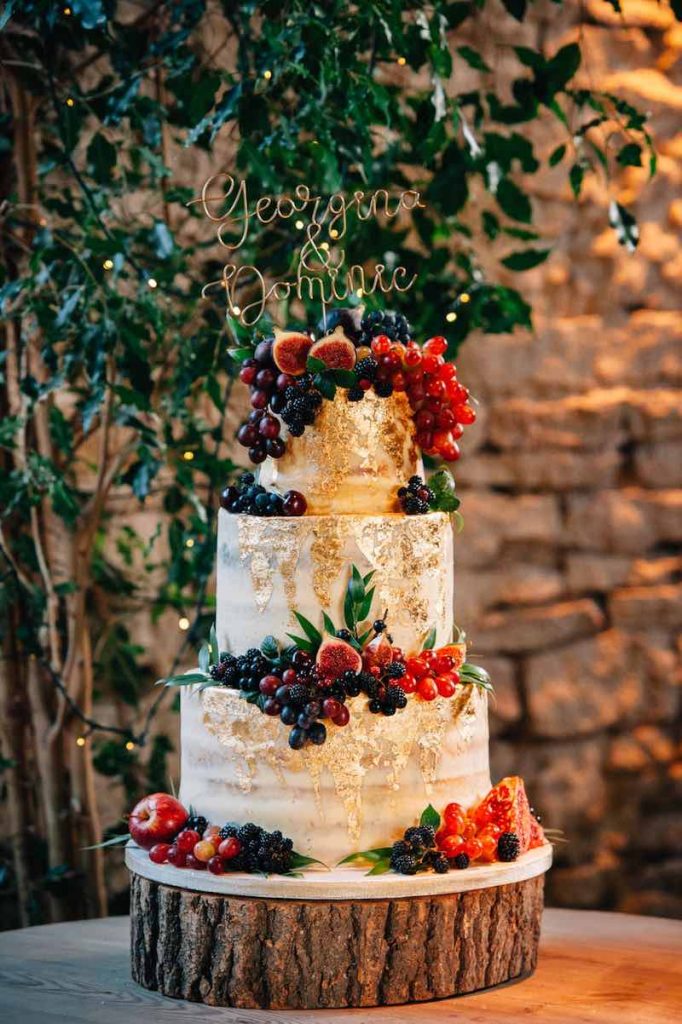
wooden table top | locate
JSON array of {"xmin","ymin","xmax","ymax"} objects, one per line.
[{"xmin": 0, "ymin": 909, "xmax": 680, "ymax": 1023}]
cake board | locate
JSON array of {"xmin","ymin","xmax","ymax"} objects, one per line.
[{"xmin": 127, "ymin": 842, "xmax": 552, "ymax": 1009}]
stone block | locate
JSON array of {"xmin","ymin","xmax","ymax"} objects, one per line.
[
  {"xmin": 547, "ymin": 859, "xmax": 618, "ymax": 910},
  {"xmin": 456, "ymin": 447, "xmax": 621, "ymax": 491},
  {"xmin": 566, "ymin": 553, "xmax": 633, "ymax": 593},
  {"xmin": 635, "ymin": 440, "xmax": 682, "ymax": 487},
  {"xmin": 484, "ymin": 657, "xmax": 522, "ymax": 738},
  {"xmin": 565, "ymin": 488, "xmax": 682, "ymax": 552},
  {"xmin": 610, "ymin": 583, "xmax": 682, "ymax": 631},
  {"xmin": 475, "ymin": 599, "xmax": 605, "ymax": 655},
  {"xmin": 595, "ymin": 310, "xmax": 682, "ymax": 389},
  {"xmin": 455, "ymin": 564, "xmax": 564, "ymax": 624},
  {"xmin": 524, "ymin": 629, "xmax": 643, "ymax": 737},
  {"xmin": 454, "ymin": 492, "xmax": 562, "ymax": 567}
]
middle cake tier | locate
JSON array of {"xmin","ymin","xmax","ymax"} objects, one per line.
[{"xmin": 216, "ymin": 509, "xmax": 454, "ymax": 655}]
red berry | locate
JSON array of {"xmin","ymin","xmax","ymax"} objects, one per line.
[
  {"xmin": 432, "ymin": 654, "xmax": 453, "ymax": 675},
  {"xmin": 382, "ymin": 349, "xmax": 402, "ymax": 370},
  {"xmin": 440, "ymin": 834, "xmax": 466, "ymax": 858},
  {"xmin": 426, "ymin": 378, "xmax": 445, "ymax": 400},
  {"xmin": 422, "ymin": 354, "xmax": 442, "ymax": 374},
  {"xmin": 416, "ymin": 430, "xmax": 434, "ymax": 451},
  {"xmin": 250, "ymin": 388, "xmax": 269, "ymax": 409},
  {"xmin": 417, "ymin": 677, "xmax": 438, "ymax": 701},
  {"xmin": 239, "ymin": 363, "xmax": 258, "ymax": 385},
  {"xmin": 437, "ymin": 675, "xmax": 457, "ymax": 698},
  {"xmin": 282, "ymin": 668, "xmax": 298, "ymax": 685},
  {"xmin": 258, "ymin": 414, "xmax": 281, "ymax": 439},
  {"xmin": 276, "ymin": 373, "xmax": 294, "ymax": 391},
  {"xmin": 424, "ymin": 336, "xmax": 447, "ymax": 356},
  {"xmin": 176, "ymin": 829, "xmax": 200, "ymax": 854},
  {"xmin": 442, "ymin": 441, "xmax": 461, "ymax": 462},
  {"xmin": 207, "ymin": 855, "xmax": 225, "ymax": 874},
  {"xmin": 323, "ymin": 698, "xmax": 341, "ymax": 718},
  {"xmin": 391, "ymin": 372, "xmax": 406, "ymax": 391},
  {"xmin": 371, "ymin": 334, "xmax": 391, "ymax": 356},
  {"xmin": 167, "ymin": 844, "xmax": 187, "ymax": 867},
  {"xmin": 438, "ymin": 362, "xmax": 457, "ymax": 381},
  {"xmin": 415, "ymin": 409, "xmax": 435, "ymax": 430},
  {"xmin": 400, "ymin": 674, "xmax": 417, "ymax": 694},
  {"xmin": 358, "ymin": 378, "xmax": 372, "ymax": 391},
  {"xmin": 436, "ymin": 408, "xmax": 456, "ymax": 429},
  {"xmin": 408, "ymin": 382, "xmax": 426, "ymax": 403},
  {"xmin": 185, "ymin": 853, "xmax": 206, "ymax": 870},
  {"xmin": 406, "ymin": 656, "xmax": 428, "ymax": 680},
  {"xmin": 259, "ymin": 674, "xmax": 280, "ymax": 696},
  {"xmin": 218, "ymin": 837, "xmax": 242, "ymax": 860},
  {"xmin": 404, "ymin": 345, "xmax": 422, "ymax": 368},
  {"xmin": 456, "ymin": 403, "xmax": 476, "ymax": 425},
  {"xmin": 447, "ymin": 383, "xmax": 469, "ymax": 404},
  {"xmin": 282, "ymin": 490, "xmax": 307, "ymax": 516},
  {"xmin": 237, "ymin": 422, "xmax": 258, "ymax": 447},
  {"xmin": 444, "ymin": 802, "xmax": 467, "ymax": 832},
  {"xmin": 331, "ymin": 704, "xmax": 350, "ymax": 727},
  {"xmin": 149, "ymin": 843, "xmax": 171, "ymax": 864}
]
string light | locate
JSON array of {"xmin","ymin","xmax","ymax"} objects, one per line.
[
  {"xmin": 356, "ymin": 287, "xmax": 364, "ymax": 297},
  {"xmin": 329, "ymin": 228, "xmax": 339, "ymax": 238},
  {"xmin": 182, "ymin": 450, "xmax": 194, "ymax": 461},
  {"xmin": 102, "ymin": 258, "xmax": 114, "ymax": 270},
  {"xmin": 178, "ymin": 616, "xmax": 190, "ymax": 631},
  {"xmin": 397, "ymin": 56, "xmax": 407, "ymax": 66},
  {"xmin": 76, "ymin": 736, "xmax": 86, "ymax": 747},
  {"xmin": 263, "ymin": 70, "xmax": 272, "ymax": 80},
  {"xmin": 63, "ymin": 6, "xmax": 72, "ymax": 13},
  {"xmin": 231, "ymin": 304, "xmax": 241, "ymax": 315},
  {"xmin": 295, "ymin": 219, "xmax": 304, "ymax": 229},
  {"xmin": 320, "ymin": 241, "xmax": 329, "ymax": 251},
  {"xmin": 147, "ymin": 277, "xmax": 158, "ymax": 289},
  {"xmin": 446, "ymin": 311, "xmax": 457, "ymax": 322},
  {"xmin": 66, "ymin": 97, "xmax": 74, "ymax": 107},
  {"xmin": 185, "ymin": 538, "xmax": 195, "ymax": 548},
  {"xmin": 460, "ymin": 292, "xmax": 471, "ymax": 303},
  {"xmin": 125, "ymin": 740, "xmax": 135, "ymax": 751}
]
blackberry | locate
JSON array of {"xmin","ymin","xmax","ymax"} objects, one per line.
[
  {"xmin": 497, "ymin": 832, "xmax": 520, "ymax": 862},
  {"xmin": 374, "ymin": 379, "xmax": 393, "ymax": 398},
  {"xmin": 392, "ymin": 854, "xmax": 418, "ymax": 875},
  {"xmin": 358, "ymin": 672, "xmax": 379, "ymax": 698},
  {"xmin": 284, "ymin": 386, "xmax": 300, "ymax": 402},
  {"xmin": 391, "ymin": 839, "xmax": 412, "ymax": 860},
  {"xmin": 384, "ymin": 685, "xmax": 408, "ymax": 710},
  {"xmin": 403, "ymin": 495, "xmax": 422, "ymax": 515},
  {"xmin": 404, "ymin": 826, "xmax": 426, "ymax": 850},
  {"xmin": 359, "ymin": 310, "xmax": 412, "ymax": 346},
  {"xmin": 408, "ymin": 475, "xmax": 424, "ymax": 491},
  {"xmin": 368, "ymin": 699, "xmax": 382, "ymax": 714},
  {"xmin": 342, "ymin": 671, "xmax": 362, "ymax": 698},
  {"xmin": 185, "ymin": 815, "xmax": 208, "ymax": 836},
  {"xmin": 355, "ymin": 356, "xmax": 379, "ymax": 381},
  {"xmin": 288, "ymin": 419, "xmax": 305, "ymax": 437},
  {"xmin": 237, "ymin": 822, "xmax": 263, "ymax": 845},
  {"xmin": 432, "ymin": 853, "xmax": 449, "ymax": 873},
  {"xmin": 218, "ymin": 824, "xmax": 239, "ymax": 840},
  {"xmin": 288, "ymin": 683, "xmax": 311, "ymax": 707},
  {"xmin": 416, "ymin": 825, "xmax": 436, "ymax": 848},
  {"xmin": 385, "ymin": 661, "xmax": 406, "ymax": 679},
  {"xmin": 453, "ymin": 852, "xmax": 470, "ymax": 870},
  {"xmin": 346, "ymin": 385, "xmax": 364, "ymax": 402}
]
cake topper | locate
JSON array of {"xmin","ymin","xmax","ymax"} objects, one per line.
[{"xmin": 188, "ymin": 176, "xmax": 425, "ymax": 326}]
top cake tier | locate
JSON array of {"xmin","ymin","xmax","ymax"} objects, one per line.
[{"xmin": 259, "ymin": 389, "xmax": 423, "ymax": 514}]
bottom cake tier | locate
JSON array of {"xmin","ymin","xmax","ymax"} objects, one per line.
[{"xmin": 180, "ymin": 682, "xmax": 492, "ymax": 864}]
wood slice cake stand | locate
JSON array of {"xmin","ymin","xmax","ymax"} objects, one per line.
[{"xmin": 127, "ymin": 842, "xmax": 552, "ymax": 1009}]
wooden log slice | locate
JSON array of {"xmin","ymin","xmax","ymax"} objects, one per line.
[{"xmin": 130, "ymin": 870, "xmax": 545, "ymax": 1009}]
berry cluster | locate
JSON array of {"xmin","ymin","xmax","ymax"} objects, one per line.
[
  {"xmin": 390, "ymin": 825, "xmax": 450, "ymax": 875},
  {"xmin": 435, "ymin": 801, "xmax": 520, "ymax": 865},
  {"xmin": 398, "ymin": 475, "xmax": 435, "ymax": 515},
  {"xmin": 401, "ymin": 645, "xmax": 464, "ymax": 701},
  {"xmin": 220, "ymin": 472, "xmax": 307, "ymax": 517},
  {"xmin": 278, "ymin": 374, "xmax": 323, "ymax": 437},
  {"xmin": 357, "ymin": 310, "xmax": 412, "ymax": 348},
  {"xmin": 150, "ymin": 820, "xmax": 294, "ymax": 876},
  {"xmin": 237, "ymin": 338, "xmax": 292, "ymax": 465}
]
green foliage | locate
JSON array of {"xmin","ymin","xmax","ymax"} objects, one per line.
[{"xmin": 0, "ymin": 1, "xmax": 660, "ymax": 772}]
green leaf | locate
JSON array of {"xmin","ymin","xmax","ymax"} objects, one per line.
[
  {"xmin": 290, "ymin": 851, "xmax": 329, "ymax": 870},
  {"xmin": 367, "ymin": 859, "xmax": 392, "ymax": 875},
  {"xmin": 617, "ymin": 142, "xmax": 642, "ymax": 167},
  {"xmin": 314, "ymin": 374, "xmax": 336, "ymax": 401},
  {"xmin": 322, "ymin": 612, "xmax": 337, "ymax": 636},
  {"xmin": 456, "ymin": 46, "xmax": 490, "ymax": 73},
  {"xmin": 502, "ymin": 0, "xmax": 527, "ymax": 20},
  {"xmin": 547, "ymin": 42, "xmax": 581, "ymax": 92},
  {"xmin": 83, "ymin": 831, "xmax": 130, "ymax": 851},
  {"xmin": 286, "ymin": 634, "xmax": 316, "ymax": 654},
  {"xmin": 86, "ymin": 133, "xmax": 117, "ymax": 183},
  {"xmin": 293, "ymin": 612, "xmax": 323, "ymax": 646},
  {"xmin": 307, "ymin": 355, "xmax": 327, "ymax": 373},
  {"xmin": 209, "ymin": 623, "xmax": 219, "ymax": 665},
  {"xmin": 337, "ymin": 847, "xmax": 394, "ymax": 866},
  {"xmin": 420, "ymin": 804, "xmax": 441, "ymax": 830},
  {"xmin": 332, "ymin": 368, "xmax": 358, "ymax": 387},
  {"xmin": 460, "ymin": 662, "xmax": 494, "ymax": 694},
  {"xmin": 609, "ymin": 200, "xmax": 639, "ymax": 252},
  {"xmin": 482, "ymin": 210, "xmax": 500, "ymax": 239},
  {"xmin": 569, "ymin": 163, "xmax": 584, "ymax": 198},
  {"xmin": 358, "ymin": 587, "xmax": 375, "ymax": 621},
  {"xmin": 496, "ymin": 178, "xmax": 532, "ymax": 223},
  {"xmin": 344, "ymin": 588, "xmax": 356, "ymax": 632},
  {"xmin": 198, "ymin": 642, "xmax": 210, "ymax": 674},
  {"xmin": 348, "ymin": 565, "xmax": 365, "ymax": 604},
  {"xmin": 422, "ymin": 626, "xmax": 437, "ymax": 650},
  {"xmin": 161, "ymin": 672, "xmax": 209, "ymax": 687},
  {"xmin": 501, "ymin": 248, "xmax": 551, "ymax": 271},
  {"xmin": 549, "ymin": 143, "xmax": 566, "ymax": 166},
  {"xmin": 228, "ymin": 347, "xmax": 254, "ymax": 364},
  {"xmin": 260, "ymin": 635, "xmax": 279, "ymax": 660}
]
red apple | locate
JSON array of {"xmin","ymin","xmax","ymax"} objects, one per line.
[{"xmin": 128, "ymin": 792, "xmax": 188, "ymax": 849}]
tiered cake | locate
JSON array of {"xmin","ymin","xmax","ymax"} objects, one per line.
[{"xmin": 127, "ymin": 309, "xmax": 551, "ymax": 1009}]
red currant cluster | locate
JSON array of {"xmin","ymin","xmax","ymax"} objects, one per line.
[
  {"xmin": 366, "ymin": 334, "xmax": 475, "ymax": 462},
  {"xmin": 236, "ymin": 337, "xmax": 295, "ymax": 465},
  {"xmin": 400, "ymin": 645, "xmax": 466, "ymax": 701}
]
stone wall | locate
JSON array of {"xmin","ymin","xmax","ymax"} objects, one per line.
[{"xmin": 455, "ymin": 0, "xmax": 681, "ymax": 917}]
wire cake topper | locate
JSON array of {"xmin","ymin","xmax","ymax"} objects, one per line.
[{"xmin": 188, "ymin": 175, "xmax": 425, "ymax": 326}]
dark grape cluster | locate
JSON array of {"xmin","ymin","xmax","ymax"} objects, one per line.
[
  {"xmin": 390, "ymin": 824, "xmax": 449, "ymax": 875},
  {"xmin": 358, "ymin": 309, "xmax": 412, "ymax": 347},
  {"xmin": 236, "ymin": 337, "xmax": 294, "ymax": 465},
  {"xmin": 218, "ymin": 822, "xmax": 294, "ymax": 874},
  {"xmin": 398, "ymin": 475, "xmax": 435, "ymax": 515},
  {"xmin": 279, "ymin": 376, "xmax": 323, "ymax": 438},
  {"xmin": 220, "ymin": 472, "xmax": 307, "ymax": 518}
]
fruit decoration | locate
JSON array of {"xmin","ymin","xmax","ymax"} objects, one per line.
[
  {"xmin": 125, "ymin": 793, "xmax": 323, "ymax": 876},
  {"xmin": 398, "ymin": 474, "xmax": 435, "ymax": 514},
  {"xmin": 231, "ymin": 307, "xmax": 477, "ymax": 466},
  {"xmin": 220, "ymin": 472, "xmax": 307, "ymax": 517},
  {"xmin": 339, "ymin": 778, "xmax": 547, "ymax": 876},
  {"xmin": 160, "ymin": 568, "xmax": 492, "ymax": 750}
]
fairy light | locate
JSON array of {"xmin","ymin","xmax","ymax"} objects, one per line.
[
  {"xmin": 102, "ymin": 258, "xmax": 114, "ymax": 270},
  {"xmin": 63, "ymin": 6, "xmax": 72, "ymax": 13},
  {"xmin": 460, "ymin": 292, "xmax": 471, "ymax": 303},
  {"xmin": 446, "ymin": 311, "xmax": 457, "ymax": 322},
  {"xmin": 125, "ymin": 741, "xmax": 135, "ymax": 751},
  {"xmin": 263, "ymin": 69, "xmax": 272, "ymax": 80},
  {"xmin": 182, "ymin": 450, "xmax": 194, "ymax": 461},
  {"xmin": 178, "ymin": 616, "xmax": 190, "ymax": 631},
  {"xmin": 76, "ymin": 736, "xmax": 86, "ymax": 747},
  {"xmin": 66, "ymin": 97, "xmax": 74, "ymax": 107},
  {"xmin": 295, "ymin": 219, "xmax": 304, "ymax": 229},
  {"xmin": 320, "ymin": 241, "xmax": 329, "ymax": 251},
  {"xmin": 185, "ymin": 538, "xmax": 195, "ymax": 548},
  {"xmin": 356, "ymin": 287, "xmax": 364, "ymax": 297},
  {"xmin": 231, "ymin": 304, "xmax": 241, "ymax": 315},
  {"xmin": 147, "ymin": 277, "xmax": 158, "ymax": 289},
  {"xmin": 329, "ymin": 228, "xmax": 339, "ymax": 239},
  {"xmin": 397, "ymin": 56, "xmax": 407, "ymax": 66}
]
